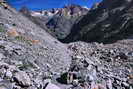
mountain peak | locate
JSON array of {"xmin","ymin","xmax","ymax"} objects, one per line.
[{"xmin": 21, "ymin": 5, "xmax": 89, "ymax": 17}]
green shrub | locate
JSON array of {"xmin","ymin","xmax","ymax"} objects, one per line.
[{"xmin": 15, "ymin": 35, "xmax": 25, "ymax": 41}]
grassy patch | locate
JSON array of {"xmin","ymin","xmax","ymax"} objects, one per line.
[
  {"xmin": 15, "ymin": 35, "xmax": 32, "ymax": 45},
  {"xmin": 15, "ymin": 35, "xmax": 40, "ymax": 45},
  {"xmin": 0, "ymin": 26, "xmax": 5, "ymax": 33},
  {"xmin": 15, "ymin": 35, "xmax": 25, "ymax": 41}
]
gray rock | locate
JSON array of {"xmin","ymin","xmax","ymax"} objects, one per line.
[
  {"xmin": 122, "ymin": 82, "xmax": 130, "ymax": 87},
  {"xmin": 70, "ymin": 86, "xmax": 83, "ymax": 89},
  {"xmin": 43, "ymin": 79, "xmax": 51, "ymax": 86},
  {"xmin": 0, "ymin": 80, "xmax": 13, "ymax": 89},
  {"xmin": 5, "ymin": 70, "xmax": 12, "ymax": 79},
  {"xmin": 86, "ymin": 75, "xmax": 95, "ymax": 82},
  {"xmin": 45, "ymin": 83, "xmax": 61, "ymax": 89},
  {"xmin": 72, "ymin": 79, "xmax": 79, "ymax": 86},
  {"xmin": 128, "ymin": 79, "xmax": 133, "ymax": 86},
  {"xmin": 0, "ymin": 53, "xmax": 5, "ymax": 61},
  {"xmin": 27, "ymin": 86, "xmax": 37, "ymax": 89},
  {"xmin": 106, "ymin": 79, "xmax": 113, "ymax": 89},
  {"xmin": 12, "ymin": 85, "xmax": 21, "ymax": 89},
  {"xmin": 0, "ymin": 68, "xmax": 6, "ymax": 78},
  {"xmin": 14, "ymin": 71, "xmax": 31, "ymax": 87}
]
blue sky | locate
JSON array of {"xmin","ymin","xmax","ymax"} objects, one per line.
[{"xmin": 7, "ymin": 0, "xmax": 102, "ymax": 10}]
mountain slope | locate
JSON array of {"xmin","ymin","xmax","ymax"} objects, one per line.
[
  {"xmin": 63, "ymin": 0, "xmax": 133, "ymax": 43},
  {"xmin": 20, "ymin": 5, "xmax": 89, "ymax": 39},
  {"xmin": 0, "ymin": 2, "xmax": 72, "ymax": 88}
]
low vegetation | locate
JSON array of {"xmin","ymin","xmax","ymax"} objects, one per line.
[
  {"xmin": 0, "ymin": 26, "xmax": 5, "ymax": 33},
  {"xmin": 15, "ymin": 35, "xmax": 40, "ymax": 45}
]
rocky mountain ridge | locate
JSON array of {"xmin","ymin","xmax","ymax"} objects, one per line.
[
  {"xmin": 30, "ymin": 5, "xmax": 89, "ymax": 18},
  {"xmin": 20, "ymin": 5, "xmax": 89, "ymax": 39}
]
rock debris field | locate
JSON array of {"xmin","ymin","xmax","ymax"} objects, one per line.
[{"xmin": 0, "ymin": 0, "xmax": 133, "ymax": 89}]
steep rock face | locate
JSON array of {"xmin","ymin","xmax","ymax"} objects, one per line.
[
  {"xmin": 63, "ymin": 0, "xmax": 133, "ymax": 43},
  {"xmin": 0, "ymin": 3, "xmax": 71, "ymax": 74},
  {"xmin": 20, "ymin": 5, "xmax": 89, "ymax": 39},
  {"xmin": 46, "ymin": 14, "xmax": 78, "ymax": 39}
]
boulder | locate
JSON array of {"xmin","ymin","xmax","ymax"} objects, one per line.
[
  {"xmin": 13, "ymin": 71, "xmax": 31, "ymax": 87},
  {"xmin": 0, "ymin": 80, "xmax": 13, "ymax": 89},
  {"xmin": 45, "ymin": 83, "xmax": 61, "ymax": 89}
]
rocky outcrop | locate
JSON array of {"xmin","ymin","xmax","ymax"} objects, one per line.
[{"xmin": 63, "ymin": 0, "xmax": 133, "ymax": 44}]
